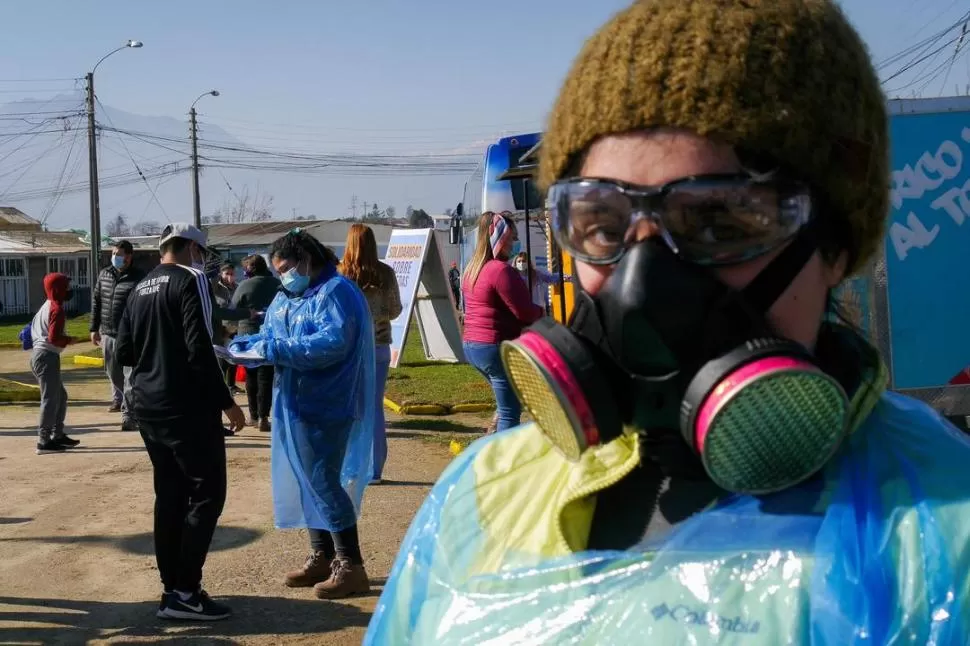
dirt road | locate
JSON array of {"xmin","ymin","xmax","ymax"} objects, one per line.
[{"xmin": 0, "ymin": 344, "xmax": 454, "ymax": 645}]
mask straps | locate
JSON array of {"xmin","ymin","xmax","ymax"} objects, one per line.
[{"xmin": 740, "ymin": 221, "xmax": 819, "ymax": 314}]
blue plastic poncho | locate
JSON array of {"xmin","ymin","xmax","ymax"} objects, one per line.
[
  {"xmin": 366, "ymin": 386, "xmax": 970, "ymax": 644},
  {"xmin": 231, "ymin": 266, "xmax": 375, "ymax": 532}
]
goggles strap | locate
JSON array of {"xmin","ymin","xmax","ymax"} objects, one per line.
[{"xmin": 741, "ymin": 220, "xmax": 819, "ymax": 314}]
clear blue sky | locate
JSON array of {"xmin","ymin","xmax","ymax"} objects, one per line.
[{"xmin": 1, "ymin": 0, "xmax": 968, "ymax": 229}]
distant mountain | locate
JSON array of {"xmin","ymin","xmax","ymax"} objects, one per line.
[{"xmin": 0, "ymin": 92, "xmax": 466, "ymax": 234}]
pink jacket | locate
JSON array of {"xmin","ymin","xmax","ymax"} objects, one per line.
[{"xmin": 462, "ymin": 260, "xmax": 542, "ymax": 344}]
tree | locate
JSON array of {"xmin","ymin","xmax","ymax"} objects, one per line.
[
  {"xmin": 134, "ymin": 220, "xmax": 163, "ymax": 235},
  {"xmin": 408, "ymin": 208, "xmax": 433, "ymax": 228},
  {"xmin": 210, "ymin": 185, "xmax": 275, "ymax": 224},
  {"xmin": 385, "ymin": 205, "xmax": 396, "ymax": 221},
  {"xmin": 360, "ymin": 203, "xmax": 385, "ymax": 224},
  {"xmin": 105, "ymin": 213, "xmax": 131, "ymax": 238}
]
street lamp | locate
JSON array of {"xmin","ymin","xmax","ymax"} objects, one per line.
[
  {"xmin": 86, "ymin": 39, "xmax": 142, "ymax": 293},
  {"xmin": 190, "ymin": 90, "xmax": 220, "ymax": 228}
]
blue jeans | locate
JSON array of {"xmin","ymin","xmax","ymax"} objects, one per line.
[
  {"xmin": 463, "ymin": 341, "xmax": 521, "ymax": 431},
  {"xmin": 373, "ymin": 344, "xmax": 392, "ymax": 479}
]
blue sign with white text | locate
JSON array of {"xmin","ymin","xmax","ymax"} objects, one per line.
[{"xmin": 885, "ymin": 110, "xmax": 970, "ymax": 389}]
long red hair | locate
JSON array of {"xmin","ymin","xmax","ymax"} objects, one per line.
[{"xmin": 339, "ymin": 223, "xmax": 384, "ymax": 290}]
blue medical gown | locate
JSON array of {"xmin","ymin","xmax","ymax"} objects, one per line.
[{"xmin": 231, "ymin": 271, "xmax": 376, "ymax": 532}]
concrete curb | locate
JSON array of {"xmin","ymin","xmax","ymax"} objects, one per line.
[
  {"xmin": 384, "ymin": 397, "xmax": 494, "ymax": 416},
  {"xmin": 0, "ymin": 377, "xmax": 40, "ymax": 403},
  {"xmin": 74, "ymin": 355, "xmax": 104, "ymax": 368}
]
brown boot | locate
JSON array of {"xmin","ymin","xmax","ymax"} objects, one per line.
[
  {"xmin": 313, "ymin": 557, "xmax": 370, "ymax": 599},
  {"xmin": 284, "ymin": 551, "xmax": 331, "ymax": 588},
  {"xmin": 259, "ymin": 417, "xmax": 271, "ymax": 433}
]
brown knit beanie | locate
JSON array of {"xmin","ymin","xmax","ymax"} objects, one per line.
[{"xmin": 539, "ymin": 0, "xmax": 888, "ymax": 276}]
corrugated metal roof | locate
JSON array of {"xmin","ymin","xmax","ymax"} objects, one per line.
[
  {"xmin": 0, "ymin": 218, "xmax": 403, "ymax": 256},
  {"xmin": 0, "ymin": 229, "xmax": 88, "ymax": 255},
  {"xmin": 0, "ymin": 207, "xmax": 41, "ymax": 227},
  {"xmin": 204, "ymin": 219, "xmax": 395, "ymax": 248}
]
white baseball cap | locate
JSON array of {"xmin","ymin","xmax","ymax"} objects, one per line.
[{"xmin": 158, "ymin": 222, "xmax": 208, "ymax": 250}]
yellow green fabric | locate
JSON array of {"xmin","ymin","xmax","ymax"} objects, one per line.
[{"xmin": 366, "ymin": 337, "xmax": 970, "ymax": 644}]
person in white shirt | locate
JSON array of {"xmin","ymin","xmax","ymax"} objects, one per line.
[{"xmin": 512, "ymin": 252, "xmax": 570, "ymax": 315}]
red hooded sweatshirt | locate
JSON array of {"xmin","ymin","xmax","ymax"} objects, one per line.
[{"xmin": 30, "ymin": 273, "xmax": 74, "ymax": 353}]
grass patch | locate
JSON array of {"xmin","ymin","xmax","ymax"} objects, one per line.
[
  {"xmin": 0, "ymin": 377, "xmax": 35, "ymax": 392},
  {"xmin": 0, "ymin": 313, "xmax": 92, "ymax": 344},
  {"xmin": 384, "ymin": 325, "xmax": 494, "ymax": 407}
]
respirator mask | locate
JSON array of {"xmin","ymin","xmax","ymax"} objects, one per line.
[{"xmin": 500, "ymin": 173, "xmax": 850, "ymax": 494}]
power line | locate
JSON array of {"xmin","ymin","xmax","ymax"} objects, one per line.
[
  {"xmin": 101, "ymin": 125, "xmax": 479, "ymax": 176},
  {"xmin": 877, "ymin": 10, "xmax": 970, "ymax": 71},
  {"xmin": 1, "ymin": 165, "xmax": 188, "ymax": 203},
  {"xmin": 39, "ymin": 123, "xmax": 84, "ymax": 225},
  {"xmin": 196, "ymin": 112, "xmax": 540, "ymax": 133},
  {"xmin": 939, "ymin": 21, "xmax": 969, "ymax": 93},
  {"xmin": 96, "ymin": 96, "xmax": 172, "ymax": 222},
  {"xmin": 0, "ymin": 77, "xmax": 81, "ymax": 83},
  {"xmin": 880, "ymin": 11, "xmax": 970, "ymax": 97},
  {"xmin": 0, "ymin": 123, "xmax": 73, "ymax": 203}
]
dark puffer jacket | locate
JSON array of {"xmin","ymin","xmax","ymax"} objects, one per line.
[{"xmin": 90, "ymin": 265, "xmax": 146, "ymax": 338}]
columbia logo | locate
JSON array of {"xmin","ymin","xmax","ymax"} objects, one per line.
[{"xmin": 649, "ymin": 602, "xmax": 760, "ymax": 635}]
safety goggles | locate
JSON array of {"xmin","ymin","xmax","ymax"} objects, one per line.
[{"xmin": 548, "ymin": 173, "xmax": 813, "ymax": 266}]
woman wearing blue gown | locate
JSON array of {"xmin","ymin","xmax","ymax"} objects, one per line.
[{"xmin": 230, "ymin": 230, "xmax": 376, "ymax": 600}]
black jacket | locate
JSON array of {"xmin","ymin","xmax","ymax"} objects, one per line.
[
  {"xmin": 116, "ymin": 263, "xmax": 234, "ymax": 422},
  {"xmin": 90, "ymin": 265, "xmax": 146, "ymax": 338},
  {"xmin": 231, "ymin": 273, "xmax": 281, "ymax": 336}
]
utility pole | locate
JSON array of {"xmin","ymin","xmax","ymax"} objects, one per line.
[
  {"xmin": 190, "ymin": 107, "xmax": 202, "ymax": 229},
  {"xmin": 85, "ymin": 72, "xmax": 101, "ymax": 292},
  {"xmin": 350, "ymin": 195, "xmax": 358, "ymax": 220}
]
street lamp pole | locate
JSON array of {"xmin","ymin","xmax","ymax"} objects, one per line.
[
  {"xmin": 86, "ymin": 40, "xmax": 142, "ymax": 293},
  {"xmin": 190, "ymin": 90, "xmax": 220, "ymax": 229}
]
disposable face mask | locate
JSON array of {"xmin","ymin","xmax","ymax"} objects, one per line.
[
  {"xmin": 515, "ymin": 262, "xmax": 528, "ymax": 272},
  {"xmin": 281, "ymin": 266, "xmax": 310, "ymax": 294},
  {"xmin": 500, "ymin": 225, "xmax": 849, "ymax": 495},
  {"xmin": 111, "ymin": 255, "xmax": 125, "ymax": 270}
]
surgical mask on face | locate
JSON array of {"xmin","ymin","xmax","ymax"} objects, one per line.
[
  {"xmin": 281, "ymin": 265, "xmax": 310, "ymax": 294},
  {"xmin": 111, "ymin": 255, "xmax": 125, "ymax": 270},
  {"xmin": 514, "ymin": 261, "xmax": 528, "ymax": 272}
]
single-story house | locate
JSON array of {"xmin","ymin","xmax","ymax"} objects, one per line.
[
  {"xmin": 0, "ymin": 209, "xmax": 465, "ymax": 318},
  {"xmin": 0, "ymin": 229, "xmax": 92, "ymax": 316},
  {"xmin": 204, "ymin": 219, "xmax": 395, "ymax": 264}
]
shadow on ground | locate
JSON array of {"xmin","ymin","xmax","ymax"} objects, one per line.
[
  {"xmin": 388, "ymin": 418, "xmax": 482, "ymax": 434},
  {"xmin": 374, "ymin": 479, "xmax": 435, "ymax": 487},
  {"xmin": 0, "ymin": 525, "xmax": 262, "ymax": 556},
  {"xmin": 3, "ymin": 366, "xmax": 106, "ymax": 388},
  {"xmin": 0, "ymin": 593, "xmax": 371, "ymax": 644}
]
